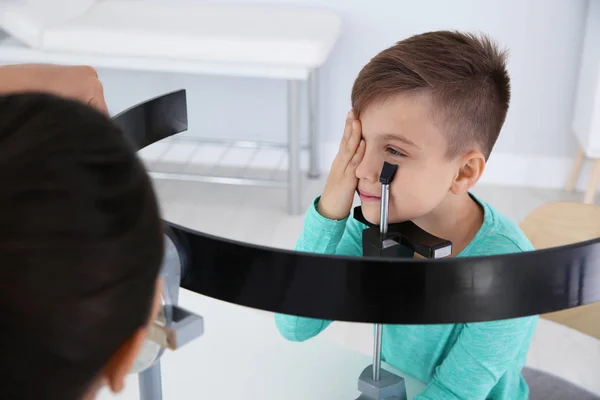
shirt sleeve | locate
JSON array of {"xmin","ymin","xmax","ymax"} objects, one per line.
[
  {"xmin": 275, "ymin": 196, "xmax": 364, "ymax": 341},
  {"xmin": 412, "ymin": 316, "xmax": 537, "ymax": 400},
  {"xmin": 414, "ymin": 230, "xmax": 538, "ymax": 400},
  {"xmin": 294, "ymin": 196, "xmax": 351, "ymax": 254}
]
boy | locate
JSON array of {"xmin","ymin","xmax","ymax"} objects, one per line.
[{"xmin": 275, "ymin": 31, "xmax": 538, "ymax": 400}]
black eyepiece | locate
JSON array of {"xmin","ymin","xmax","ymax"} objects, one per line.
[{"xmin": 379, "ymin": 162, "xmax": 398, "ymax": 185}]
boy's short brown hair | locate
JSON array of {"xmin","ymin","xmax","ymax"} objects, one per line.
[{"xmin": 351, "ymin": 30, "xmax": 510, "ymax": 160}]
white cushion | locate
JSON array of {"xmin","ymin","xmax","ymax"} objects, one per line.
[
  {"xmin": 40, "ymin": 1, "xmax": 342, "ymax": 67},
  {"xmin": 0, "ymin": 0, "xmax": 94, "ymax": 48}
]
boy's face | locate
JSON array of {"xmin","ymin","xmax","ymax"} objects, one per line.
[{"xmin": 355, "ymin": 93, "xmax": 465, "ymax": 225}]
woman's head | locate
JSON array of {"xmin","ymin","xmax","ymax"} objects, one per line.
[{"xmin": 0, "ymin": 93, "xmax": 165, "ymax": 399}]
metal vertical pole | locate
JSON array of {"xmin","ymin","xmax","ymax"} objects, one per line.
[
  {"xmin": 373, "ymin": 324, "xmax": 383, "ymax": 381},
  {"xmin": 307, "ymin": 69, "xmax": 320, "ymax": 179},
  {"xmin": 380, "ymin": 185, "xmax": 390, "ymax": 238},
  {"xmin": 373, "ymin": 181, "xmax": 391, "ymax": 381},
  {"xmin": 287, "ymin": 79, "xmax": 301, "ymax": 215},
  {"xmin": 139, "ymin": 362, "xmax": 163, "ymax": 400}
]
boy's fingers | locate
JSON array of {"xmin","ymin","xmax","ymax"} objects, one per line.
[
  {"xmin": 345, "ymin": 120, "xmax": 361, "ymax": 153},
  {"xmin": 339, "ymin": 111, "xmax": 354, "ymax": 150},
  {"xmin": 347, "ymin": 139, "xmax": 365, "ymax": 170},
  {"xmin": 339, "ymin": 119, "xmax": 361, "ymax": 166}
]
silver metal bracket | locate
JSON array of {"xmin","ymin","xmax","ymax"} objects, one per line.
[
  {"xmin": 132, "ymin": 233, "xmax": 205, "ymax": 400},
  {"xmin": 356, "ymin": 365, "xmax": 407, "ymax": 400}
]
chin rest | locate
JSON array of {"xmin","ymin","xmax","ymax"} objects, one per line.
[{"xmin": 0, "ymin": 0, "xmax": 342, "ymax": 70}]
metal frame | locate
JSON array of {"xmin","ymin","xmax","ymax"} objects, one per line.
[
  {"xmin": 140, "ymin": 364, "xmax": 163, "ymax": 400},
  {"xmin": 147, "ymin": 69, "xmax": 320, "ymax": 216},
  {"xmin": 135, "ymin": 228, "xmax": 205, "ymax": 400}
]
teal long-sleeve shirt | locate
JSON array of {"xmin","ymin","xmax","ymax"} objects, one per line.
[{"xmin": 275, "ymin": 194, "xmax": 538, "ymax": 400}]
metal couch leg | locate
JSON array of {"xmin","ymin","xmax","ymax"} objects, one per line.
[{"xmin": 287, "ymin": 79, "xmax": 302, "ymax": 215}]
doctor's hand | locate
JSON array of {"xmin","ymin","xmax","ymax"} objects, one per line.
[
  {"xmin": 317, "ymin": 110, "xmax": 366, "ymax": 221},
  {"xmin": 0, "ymin": 64, "xmax": 109, "ymax": 115}
]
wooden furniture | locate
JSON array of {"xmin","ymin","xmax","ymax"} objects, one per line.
[
  {"xmin": 566, "ymin": 147, "xmax": 600, "ymax": 204},
  {"xmin": 569, "ymin": 0, "xmax": 600, "ymax": 204},
  {"xmin": 520, "ymin": 201, "xmax": 600, "ymax": 339},
  {"xmin": 0, "ymin": 0, "xmax": 343, "ymax": 215}
]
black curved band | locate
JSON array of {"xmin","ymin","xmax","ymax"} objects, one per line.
[
  {"xmin": 173, "ymin": 222, "xmax": 600, "ymax": 324},
  {"xmin": 114, "ymin": 90, "xmax": 600, "ymax": 324}
]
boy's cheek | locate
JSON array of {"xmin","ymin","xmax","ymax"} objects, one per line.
[
  {"xmin": 360, "ymin": 202, "xmax": 382, "ymax": 225},
  {"xmin": 361, "ymin": 199, "xmax": 425, "ymax": 225}
]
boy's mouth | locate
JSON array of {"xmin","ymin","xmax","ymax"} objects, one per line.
[{"xmin": 358, "ymin": 189, "xmax": 381, "ymax": 202}]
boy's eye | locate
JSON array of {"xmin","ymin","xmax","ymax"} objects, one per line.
[{"xmin": 386, "ymin": 147, "xmax": 406, "ymax": 157}]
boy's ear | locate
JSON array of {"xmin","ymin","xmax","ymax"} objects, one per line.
[{"xmin": 451, "ymin": 151, "xmax": 486, "ymax": 194}]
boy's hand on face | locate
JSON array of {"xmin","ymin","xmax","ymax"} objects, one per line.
[{"xmin": 317, "ymin": 110, "xmax": 365, "ymax": 220}]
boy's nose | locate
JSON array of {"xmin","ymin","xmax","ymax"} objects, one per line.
[{"xmin": 355, "ymin": 149, "xmax": 379, "ymax": 183}]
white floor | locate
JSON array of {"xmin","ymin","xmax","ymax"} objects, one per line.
[{"xmin": 133, "ymin": 162, "xmax": 600, "ymax": 397}]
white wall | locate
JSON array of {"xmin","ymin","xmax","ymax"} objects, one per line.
[
  {"xmin": 573, "ymin": 0, "xmax": 600, "ymax": 158},
  {"xmin": 98, "ymin": 0, "xmax": 590, "ymax": 189}
]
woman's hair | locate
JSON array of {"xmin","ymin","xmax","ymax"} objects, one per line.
[{"xmin": 0, "ymin": 93, "xmax": 165, "ymax": 399}]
